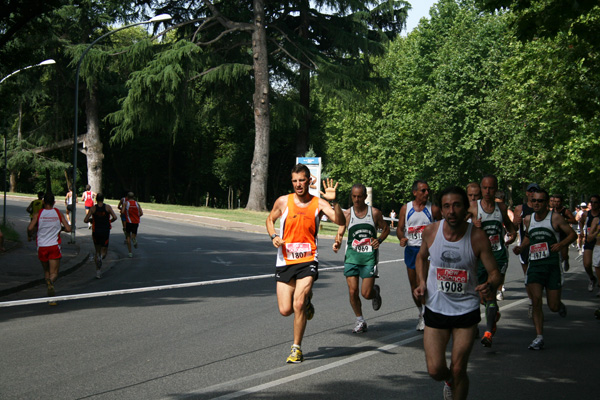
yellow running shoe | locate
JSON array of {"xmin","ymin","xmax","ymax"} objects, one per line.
[{"xmin": 286, "ymin": 346, "xmax": 303, "ymax": 363}]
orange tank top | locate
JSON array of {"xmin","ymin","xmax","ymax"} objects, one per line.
[{"xmin": 276, "ymin": 194, "xmax": 320, "ymax": 266}]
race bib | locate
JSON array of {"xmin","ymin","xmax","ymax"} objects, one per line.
[
  {"xmin": 436, "ymin": 268, "xmax": 468, "ymax": 294},
  {"xmin": 489, "ymin": 234, "xmax": 501, "ymax": 251},
  {"xmin": 351, "ymin": 237, "xmax": 373, "ymax": 253},
  {"xmin": 530, "ymin": 242, "xmax": 550, "ymax": 260},
  {"xmin": 285, "ymin": 243, "xmax": 311, "ymax": 260},
  {"xmin": 408, "ymin": 225, "xmax": 425, "ymax": 241}
]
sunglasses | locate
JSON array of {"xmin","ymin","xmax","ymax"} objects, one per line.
[
  {"xmin": 419, "ymin": 189, "xmax": 430, "ymax": 193},
  {"xmin": 531, "ymin": 198, "xmax": 546, "ymax": 203}
]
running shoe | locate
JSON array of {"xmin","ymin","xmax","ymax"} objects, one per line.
[
  {"xmin": 96, "ymin": 269, "xmax": 102, "ymax": 279},
  {"xmin": 306, "ymin": 291, "xmax": 314, "ymax": 320},
  {"xmin": 372, "ymin": 284, "xmax": 382, "ymax": 311},
  {"xmin": 286, "ymin": 346, "xmax": 303, "ymax": 363},
  {"xmin": 496, "ymin": 290, "xmax": 504, "ymax": 301},
  {"xmin": 563, "ymin": 259, "xmax": 570, "ymax": 272},
  {"xmin": 481, "ymin": 331, "xmax": 493, "ymax": 348},
  {"xmin": 492, "ymin": 312, "xmax": 501, "ymax": 336},
  {"xmin": 96, "ymin": 258, "xmax": 102, "ymax": 269},
  {"xmin": 443, "ymin": 381, "xmax": 453, "ymax": 400},
  {"xmin": 46, "ymin": 280, "xmax": 55, "ymax": 297},
  {"xmin": 528, "ymin": 304, "xmax": 533, "ymax": 319},
  {"xmin": 353, "ymin": 320, "xmax": 368, "ymax": 333},
  {"xmin": 416, "ymin": 314, "xmax": 425, "ymax": 331},
  {"xmin": 128, "ymin": 253, "xmax": 133, "ymax": 258},
  {"xmin": 528, "ymin": 337, "xmax": 544, "ymax": 350},
  {"xmin": 594, "ymin": 309, "xmax": 600, "ymax": 320},
  {"xmin": 588, "ymin": 276, "xmax": 597, "ymax": 292},
  {"xmin": 558, "ymin": 302, "xmax": 567, "ymax": 318},
  {"xmin": 133, "ymin": 237, "xmax": 138, "ymax": 248}
]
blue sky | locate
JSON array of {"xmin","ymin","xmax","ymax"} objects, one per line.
[{"xmin": 404, "ymin": 0, "xmax": 437, "ymax": 34}]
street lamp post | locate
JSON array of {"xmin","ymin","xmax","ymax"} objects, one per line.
[
  {"xmin": 71, "ymin": 14, "xmax": 171, "ymax": 243},
  {"xmin": 1, "ymin": 59, "xmax": 56, "ymax": 225}
]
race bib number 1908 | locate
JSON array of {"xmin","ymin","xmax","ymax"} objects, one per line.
[{"xmin": 436, "ymin": 268, "xmax": 468, "ymax": 294}]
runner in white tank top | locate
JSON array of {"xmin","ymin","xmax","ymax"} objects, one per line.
[
  {"xmin": 413, "ymin": 186, "xmax": 500, "ymax": 400},
  {"xmin": 27, "ymin": 193, "xmax": 71, "ymax": 305},
  {"xmin": 397, "ymin": 180, "xmax": 441, "ymax": 331}
]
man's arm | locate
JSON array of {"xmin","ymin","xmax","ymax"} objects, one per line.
[
  {"xmin": 27, "ymin": 214, "xmax": 38, "ymax": 237},
  {"xmin": 563, "ymin": 209, "xmax": 576, "ymax": 224},
  {"xmin": 319, "ymin": 179, "xmax": 345, "ymax": 226},
  {"xmin": 26, "ymin": 201, "xmax": 33, "ymax": 214},
  {"xmin": 58, "ymin": 210, "xmax": 72, "ymax": 233},
  {"xmin": 552, "ymin": 212, "xmax": 577, "ymax": 252},
  {"xmin": 499, "ymin": 203, "xmax": 517, "ymax": 245},
  {"xmin": 396, "ymin": 204, "xmax": 408, "ymax": 246},
  {"xmin": 513, "ymin": 204, "xmax": 523, "ymax": 227},
  {"xmin": 513, "ymin": 215, "xmax": 530, "ymax": 254},
  {"xmin": 431, "ymin": 204, "xmax": 442, "ymax": 221},
  {"xmin": 83, "ymin": 206, "xmax": 95, "ymax": 223},
  {"xmin": 371, "ymin": 207, "xmax": 390, "ymax": 250},
  {"xmin": 107, "ymin": 204, "xmax": 118, "ymax": 223},
  {"xmin": 472, "ymin": 228, "xmax": 501, "ymax": 295},
  {"xmin": 466, "ymin": 201, "xmax": 481, "ymax": 227},
  {"xmin": 333, "ymin": 209, "xmax": 350, "ymax": 253},
  {"xmin": 266, "ymin": 196, "xmax": 287, "ymax": 248},
  {"xmin": 138, "ymin": 202, "xmax": 143, "ymax": 217},
  {"xmin": 413, "ymin": 222, "xmax": 436, "ymax": 302}
]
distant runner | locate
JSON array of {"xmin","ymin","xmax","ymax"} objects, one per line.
[
  {"xmin": 27, "ymin": 193, "xmax": 72, "ymax": 305},
  {"xmin": 333, "ymin": 184, "xmax": 390, "ymax": 333},
  {"xmin": 397, "ymin": 180, "xmax": 442, "ymax": 331},
  {"xmin": 84, "ymin": 193, "xmax": 118, "ymax": 278},
  {"xmin": 513, "ymin": 189, "xmax": 576, "ymax": 350}
]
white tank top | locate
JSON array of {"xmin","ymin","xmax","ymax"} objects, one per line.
[
  {"xmin": 405, "ymin": 201, "xmax": 434, "ymax": 247},
  {"xmin": 37, "ymin": 208, "xmax": 62, "ymax": 248},
  {"xmin": 426, "ymin": 221, "xmax": 480, "ymax": 316}
]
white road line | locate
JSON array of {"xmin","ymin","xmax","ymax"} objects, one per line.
[
  {"xmin": 179, "ymin": 297, "xmax": 530, "ymax": 400},
  {"xmin": 0, "ymin": 259, "xmax": 405, "ymax": 308}
]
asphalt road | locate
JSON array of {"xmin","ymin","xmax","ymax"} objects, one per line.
[{"xmin": 1, "ymin": 199, "xmax": 598, "ymax": 399}]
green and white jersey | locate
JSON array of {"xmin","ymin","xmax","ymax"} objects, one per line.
[
  {"xmin": 345, "ymin": 206, "xmax": 378, "ymax": 266},
  {"xmin": 477, "ymin": 200, "xmax": 508, "ymax": 265},
  {"xmin": 528, "ymin": 211, "xmax": 560, "ymax": 267}
]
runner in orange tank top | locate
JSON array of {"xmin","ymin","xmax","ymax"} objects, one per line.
[{"xmin": 266, "ymin": 163, "xmax": 345, "ymax": 363}]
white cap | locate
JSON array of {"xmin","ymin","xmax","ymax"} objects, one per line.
[{"xmin": 581, "ymin": 202, "xmax": 587, "ymax": 207}]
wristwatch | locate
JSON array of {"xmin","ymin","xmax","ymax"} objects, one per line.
[{"xmin": 270, "ymin": 233, "xmax": 279, "ymax": 240}]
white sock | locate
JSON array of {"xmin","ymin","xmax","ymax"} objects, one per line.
[
  {"xmin": 536, "ymin": 335, "xmax": 543, "ymax": 340},
  {"xmin": 357, "ymin": 316, "xmax": 365, "ymax": 322}
]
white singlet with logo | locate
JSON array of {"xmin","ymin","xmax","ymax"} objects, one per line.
[
  {"xmin": 425, "ymin": 220, "xmax": 480, "ymax": 316},
  {"xmin": 36, "ymin": 208, "xmax": 62, "ymax": 249},
  {"xmin": 405, "ymin": 201, "xmax": 434, "ymax": 247}
]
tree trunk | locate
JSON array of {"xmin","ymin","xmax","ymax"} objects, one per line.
[
  {"xmin": 296, "ymin": 0, "xmax": 310, "ymax": 157},
  {"xmin": 246, "ymin": 0, "xmax": 270, "ymax": 211},
  {"xmin": 84, "ymin": 88, "xmax": 103, "ymax": 193}
]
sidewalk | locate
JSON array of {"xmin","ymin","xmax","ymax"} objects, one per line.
[{"xmin": 0, "ymin": 196, "xmax": 269, "ymax": 298}]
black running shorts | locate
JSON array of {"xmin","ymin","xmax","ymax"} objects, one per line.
[
  {"xmin": 424, "ymin": 307, "xmax": 481, "ymax": 330},
  {"xmin": 275, "ymin": 261, "xmax": 318, "ymax": 283}
]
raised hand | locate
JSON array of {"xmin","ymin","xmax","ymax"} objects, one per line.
[{"xmin": 320, "ymin": 178, "xmax": 339, "ymax": 202}]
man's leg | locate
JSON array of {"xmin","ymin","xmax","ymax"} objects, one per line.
[
  {"xmin": 361, "ymin": 276, "xmax": 376, "ymax": 300},
  {"xmin": 292, "ymin": 276, "xmax": 314, "ymax": 346},
  {"xmin": 346, "ymin": 276, "xmax": 362, "ymax": 317},
  {"xmin": 528, "ymin": 283, "xmax": 544, "ymax": 335},
  {"xmin": 449, "ymin": 325, "xmax": 477, "ymax": 400},
  {"xmin": 407, "ymin": 268, "xmax": 422, "ymax": 309},
  {"xmin": 583, "ymin": 249, "xmax": 597, "ymax": 290},
  {"xmin": 546, "ymin": 288, "xmax": 563, "ymax": 313},
  {"xmin": 423, "ymin": 325, "xmax": 452, "ymax": 383},
  {"xmin": 521, "ymin": 260, "xmax": 534, "ymax": 317}
]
